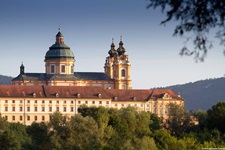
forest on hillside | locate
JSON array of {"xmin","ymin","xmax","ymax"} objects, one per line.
[
  {"xmin": 163, "ymin": 77, "xmax": 225, "ymax": 110},
  {"xmin": 1, "ymin": 102, "xmax": 225, "ymax": 150},
  {"xmin": 0, "ymin": 74, "xmax": 13, "ymax": 85}
]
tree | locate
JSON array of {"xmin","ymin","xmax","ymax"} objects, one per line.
[
  {"xmin": 206, "ymin": 101, "xmax": 225, "ymax": 133},
  {"xmin": 26, "ymin": 122, "xmax": 52, "ymax": 150},
  {"xmin": 166, "ymin": 103, "xmax": 192, "ymax": 136},
  {"xmin": 147, "ymin": 0, "xmax": 225, "ymax": 61}
]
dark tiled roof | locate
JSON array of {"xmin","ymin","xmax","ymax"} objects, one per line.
[
  {"xmin": 12, "ymin": 72, "xmax": 113, "ymax": 81},
  {"xmin": 74, "ymin": 72, "xmax": 113, "ymax": 80}
]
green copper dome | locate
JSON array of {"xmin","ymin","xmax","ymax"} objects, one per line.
[{"xmin": 45, "ymin": 31, "xmax": 75, "ymax": 61}]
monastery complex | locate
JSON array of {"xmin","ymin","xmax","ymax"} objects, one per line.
[{"xmin": 0, "ymin": 30, "xmax": 184, "ymax": 125}]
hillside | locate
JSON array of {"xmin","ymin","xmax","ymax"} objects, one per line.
[
  {"xmin": 163, "ymin": 77, "xmax": 225, "ymax": 111},
  {"xmin": 0, "ymin": 75, "xmax": 13, "ymax": 85}
]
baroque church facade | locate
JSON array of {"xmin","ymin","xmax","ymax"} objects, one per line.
[
  {"xmin": 12, "ymin": 30, "xmax": 131, "ymax": 89},
  {"xmin": 0, "ymin": 30, "xmax": 184, "ymax": 125}
]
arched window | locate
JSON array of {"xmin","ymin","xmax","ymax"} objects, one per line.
[
  {"xmin": 121, "ymin": 69, "xmax": 125, "ymax": 77},
  {"xmin": 51, "ymin": 65, "xmax": 55, "ymax": 73},
  {"xmin": 121, "ymin": 84, "xmax": 126, "ymax": 89}
]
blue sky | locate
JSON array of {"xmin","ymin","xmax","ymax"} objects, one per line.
[{"xmin": 0, "ymin": 0, "xmax": 224, "ymax": 89}]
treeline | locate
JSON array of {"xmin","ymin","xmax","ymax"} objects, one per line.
[
  {"xmin": 1, "ymin": 102, "xmax": 225, "ymax": 150},
  {"xmin": 0, "ymin": 74, "xmax": 13, "ymax": 85}
]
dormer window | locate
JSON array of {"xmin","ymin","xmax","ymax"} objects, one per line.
[
  {"xmin": 55, "ymin": 93, "xmax": 59, "ymax": 97},
  {"xmin": 77, "ymin": 93, "xmax": 81, "ymax": 98},
  {"xmin": 33, "ymin": 93, "xmax": 36, "ymax": 97},
  {"xmin": 98, "ymin": 93, "xmax": 102, "ymax": 98}
]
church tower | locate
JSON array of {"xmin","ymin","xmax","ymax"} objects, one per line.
[
  {"xmin": 44, "ymin": 29, "xmax": 75, "ymax": 75},
  {"xmin": 104, "ymin": 37, "xmax": 131, "ymax": 89}
]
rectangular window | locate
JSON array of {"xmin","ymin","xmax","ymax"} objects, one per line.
[
  {"xmin": 51, "ymin": 65, "xmax": 55, "ymax": 73},
  {"xmin": 27, "ymin": 116, "xmax": 30, "ymax": 121},
  {"xmin": 12, "ymin": 100, "xmax": 15, "ymax": 103},
  {"xmin": 34, "ymin": 116, "xmax": 37, "ymax": 121},
  {"xmin": 35, "ymin": 107, "xmax": 37, "ymax": 112},
  {"xmin": 56, "ymin": 107, "xmax": 59, "ymax": 111},
  {"xmin": 49, "ymin": 100, "xmax": 52, "ymax": 104},
  {"xmin": 49, "ymin": 107, "xmax": 52, "ymax": 112},
  {"xmin": 71, "ymin": 107, "xmax": 73, "ymax": 112},
  {"xmin": 78, "ymin": 101, "xmax": 81, "ymax": 104},
  {"xmin": 12, "ymin": 116, "xmax": 15, "ymax": 121},
  {"xmin": 64, "ymin": 100, "xmax": 66, "ymax": 104},
  {"xmin": 12, "ymin": 107, "xmax": 15, "ymax": 112},
  {"xmin": 99, "ymin": 101, "xmax": 102, "ymax": 104},
  {"xmin": 92, "ymin": 101, "xmax": 95, "ymax": 104},
  {"xmin": 42, "ymin": 116, "xmax": 45, "ymax": 121},
  {"xmin": 20, "ymin": 116, "xmax": 22, "ymax": 121},
  {"xmin": 106, "ymin": 101, "xmax": 109, "ymax": 104},
  {"xmin": 61, "ymin": 65, "xmax": 65, "ymax": 73},
  {"xmin": 42, "ymin": 100, "xmax": 45, "ymax": 103},
  {"xmin": 57, "ymin": 101, "xmax": 59, "ymax": 104},
  {"xmin": 35, "ymin": 100, "xmax": 37, "ymax": 103},
  {"xmin": 20, "ymin": 107, "xmax": 23, "ymax": 112},
  {"xmin": 20, "ymin": 100, "xmax": 22, "ymax": 103},
  {"xmin": 42, "ymin": 107, "xmax": 45, "ymax": 112},
  {"xmin": 71, "ymin": 101, "xmax": 73, "ymax": 104},
  {"xmin": 27, "ymin": 100, "xmax": 30, "ymax": 103},
  {"xmin": 5, "ymin": 107, "xmax": 8, "ymax": 112},
  {"xmin": 27, "ymin": 107, "xmax": 30, "ymax": 112},
  {"xmin": 5, "ymin": 116, "xmax": 8, "ymax": 120},
  {"xmin": 63, "ymin": 107, "xmax": 66, "ymax": 112},
  {"xmin": 5, "ymin": 100, "xmax": 8, "ymax": 103},
  {"xmin": 85, "ymin": 101, "xmax": 88, "ymax": 104}
]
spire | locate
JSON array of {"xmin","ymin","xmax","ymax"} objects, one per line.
[
  {"xmin": 108, "ymin": 38, "xmax": 117, "ymax": 57},
  {"xmin": 117, "ymin": 36, "xmax": 126, "ymax": 55},
  {"xmin": 55, "ymin": 27, "xmax": 64, "ymax": 44},
  {"xmin": 20, "ymin": 62, "xmax": 25, "ymax": 75}
]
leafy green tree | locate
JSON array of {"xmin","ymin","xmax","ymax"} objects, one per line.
[
  {"xmin": 206, "ymin": 101, "xmax": 225, "ymax": 133},
  {"xmin": 0, "ymin": 114, "xmax": 8, "ymax": 131},
  {"xmin": 26, "ymin": 122, "xmax": 52, "ymax": 150},
  {"xmin": 0, "ymin": 123, "xmax": 31, "ymax": 150},
  {"xmin": 166, "ymin": 103, "xmax": 192, "ymax": 136},
  {"xmin": 147, "ymin": 0, "xmax": 225, "ymax": 61},
  {"xmin": 149, "ymin": 113, "xmax": 162, "ymax": 131},
  {"xmin": 49, "ymin": 111, "xmax": 68, "ymax": 131},
  {"xmin": 0, "ymin": 130, "xmax": 21, "ymax": 150},
  {"xmin": 68, "ymin": 114, "xmax": 101, "ymax": 150},
  {"xmin": 192, "ymin": 109, "xmax": 207, "ymax": 130}
]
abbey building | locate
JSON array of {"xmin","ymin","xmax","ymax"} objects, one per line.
[
  {"xmin": 0, "ymin": 30, "xmax": 184, "ymax": 125},
  {"xmin": 12, "ymin": 31, "xmax": 131, "ymax": 89}
]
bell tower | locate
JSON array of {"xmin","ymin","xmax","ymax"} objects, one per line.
[{"xmin": 104, "ymin": 37, "xmax": 131, "ymax": 89}]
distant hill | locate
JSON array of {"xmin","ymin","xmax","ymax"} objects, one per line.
[
  {"xmin": 0, "ymin": 75, "xmax": 13, "ymax": 85},
  {"xmin": 162, "ymin": 77, "xmax": 225, "ymax": 111}
]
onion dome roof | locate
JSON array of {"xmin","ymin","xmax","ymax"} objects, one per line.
[
  {"xmin": 108, "ymin": 38, "xmax": 117, "ymax": 57},
  {"xmin": 117, "ymin": 36, "xmax": 126, "ymax": 55}
]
